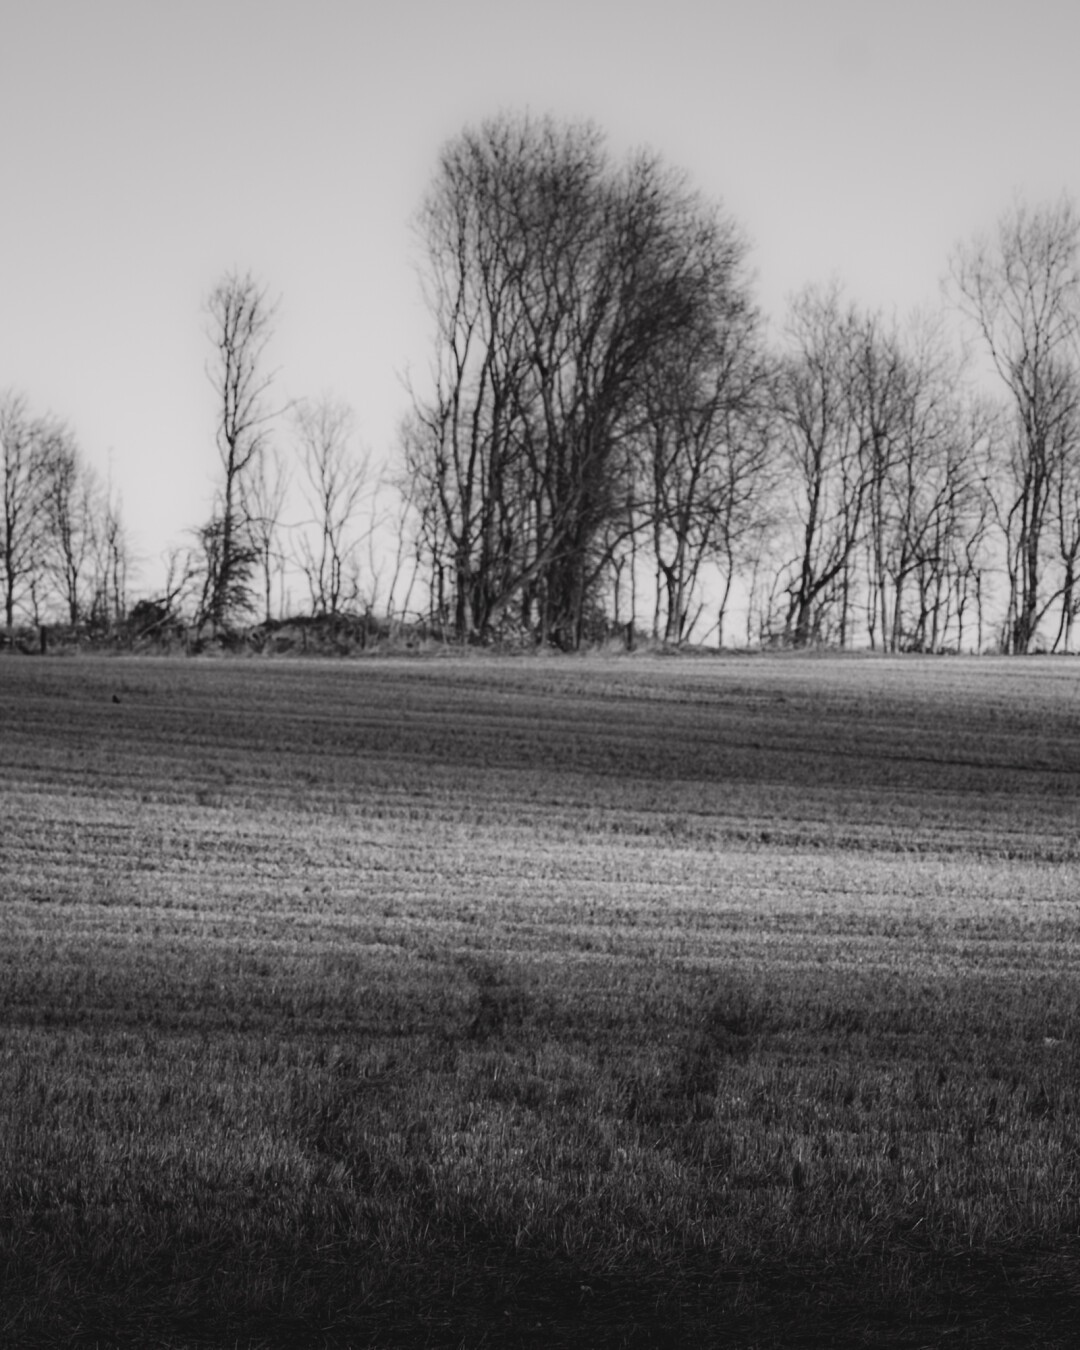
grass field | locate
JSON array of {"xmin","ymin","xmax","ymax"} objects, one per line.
[{"xmin": 2, "ymin": 650, "xmax": 1079, "ymax": 1348}]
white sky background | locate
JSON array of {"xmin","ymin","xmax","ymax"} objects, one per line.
[{"xmin": 2, "ymin": 0, "xmax": 1078, "ymax": 598}]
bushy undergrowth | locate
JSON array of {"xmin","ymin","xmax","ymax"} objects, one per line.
[{"xmin": 1, "ymin": 653, "xmax": 1078, "ymax": 1347}]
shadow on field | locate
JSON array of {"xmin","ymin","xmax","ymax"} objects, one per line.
[{"xmin": 14, "ymin": 1243, "xmax": 1078, "ymax": 1349}]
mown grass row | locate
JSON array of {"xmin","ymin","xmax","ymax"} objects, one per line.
[{"xmin": 2, "ymin": 653, "xmax": 1079, "ymax": 1346}]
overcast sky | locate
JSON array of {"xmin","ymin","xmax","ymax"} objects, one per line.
[{"xmin": 3, "ymin": 0, "xmax": 1078, "ymax": 592}]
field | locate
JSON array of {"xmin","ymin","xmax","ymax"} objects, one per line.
[{"xmin": 2, "ymin": 651, "xmax": 1079, "ymax": 1348}]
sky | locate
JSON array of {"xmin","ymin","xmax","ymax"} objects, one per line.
[{"xmin": 2, "ymin": 0, "xmax": 1078, "ymax": 597}]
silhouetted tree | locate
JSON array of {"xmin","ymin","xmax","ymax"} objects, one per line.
[
  {"xmin": 243, "ymin": 444, "xmax": 290, "ymax": 624},
  {"xmin": 773, "ymin": 286, "xmax": 870, "ymax": 647},
  {"xmin": 640, "ymin": 268, "xmax": 770, "ymax": 643},
  {"xmin": 951, "ymin": 198, "xmax": 1080, "ymax": 651},
  {"xmin": 293, "ymin": 395, "xmax": 371, "ymax": 616},
  {"xmin": 40, "ymin": 425, "xmax": 100, "ymax": 625},
  {"xmin": 1, "ymin": 391, "xmax": 52, "ymax": 633},
  {"xmin": 199, "ymin": 270, "xmax": 278, "ymax": 629},
  {"xmin": 409, "ymin": 113, "xmax": 751, "ymax": 647},
  {"xmin": 86, "ymin": 483, "xmax": 129, "ymax": 631}
]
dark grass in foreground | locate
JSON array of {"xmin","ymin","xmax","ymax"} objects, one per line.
[{"xmin": 1, "ymin": 653, "xmax": 1079, "ymax": 1347}]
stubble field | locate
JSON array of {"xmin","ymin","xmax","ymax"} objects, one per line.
[{"xmin": 1, "ymin": 651, "xmax": 1079, "ymax": 1348}]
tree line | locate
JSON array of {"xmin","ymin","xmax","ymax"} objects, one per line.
[
  {"xmin": 0, "ymin": 279, "xmax": 383, "ymax": 646},
  {"xmin": 0, "ymin": 391, "xmax": 127, "ymax": 637},
  {"xmin": 3, "ymin": 112, "xmax": 1079, "ymax": 653},
  {"xmin": 403, "ymin": 116, "xmax": 1080, "ymax": 654}
]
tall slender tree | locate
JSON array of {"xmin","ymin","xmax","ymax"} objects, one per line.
[
  {"xmin": 773, "ymin": 286, "xmax": 870, "ymax": 647},
  {"xmin": 951, "ymin": 198, "xmax": 1080, "ymax": 651},
  {"xmin": 0, "ymin": 391, "xmax": 51, "ymax": 634},
  {"xmin": 293, "ymin": 395, "xmax": 371, "ymax": 616},
  {"xmin": 200, "ymin": 270, "xmax": 278, "ymax": 629},
  {"xmin": 243, "ymin": 444, "xmax": 290, "ymax": 625},
  {"xmin": 40, "ymin": 424, "xmax": 99, "ymax": 625},
  {"xmin": 642, "ymin": 284, "xmax": 769, "ymax": 643}
]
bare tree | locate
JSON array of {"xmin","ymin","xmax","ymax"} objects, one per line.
[
  {"xmin": 1052, "ymin": 409, "xmax": 1080, "ymax": 649},
  {"xmin": 846, "ymin": 311, "xmax": 914, "ymax": 649},
  {"xmin": 200, "ymin": 270, "xmax": 278, "ymax": 629},
  {"xmin": 243, "ymin": 445, "xmax": 290, "ymax": 624},
  {"xmin": 40, "ymin": 425, "xmax": 102, "ymax": 625},
  {"xmin": 87, "ymin": 482, "xmax": 130, "ymax": 631},
  {"xmin": 380, "ymin": 464, "xmax": 426, "ymax": 630},
  {"xmin": 639, "ymin": 235, "xmax": 768, "ymax": 644},
  {"xmin": 410, "ymin": 114, "xmax": 594, "ymax": 644},
  {"xmin": 950, "ymin": 197, "xmax": 1080, "ymax": 651},
  {"xmin": 293, "ymin": 395, "xmax": 371, "ymax": 616},
  {"xmin": 399, "ymin": 409, "xmax": 452, "ymax": 630},
  {"xmin": 773, "ymin": 285, "xmax": 870, "ymax": 647},
  {"xmin": 898, "ymin": 394, "xmax": 997, "ymax": 652},
  {"xmin": 850, "ymin": 313, "xmax": 994, "ymax": 652},
  {"xmin": 0, "ymin": 391, "xmax": 52, "ymax": 634},
  {"xmin": 410, "ymin": 113, "xmax": 755, "ymax": 647},
  {"xmin": 949, "ymin": 399, "xmax": 1001, "ymax": 653}
]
